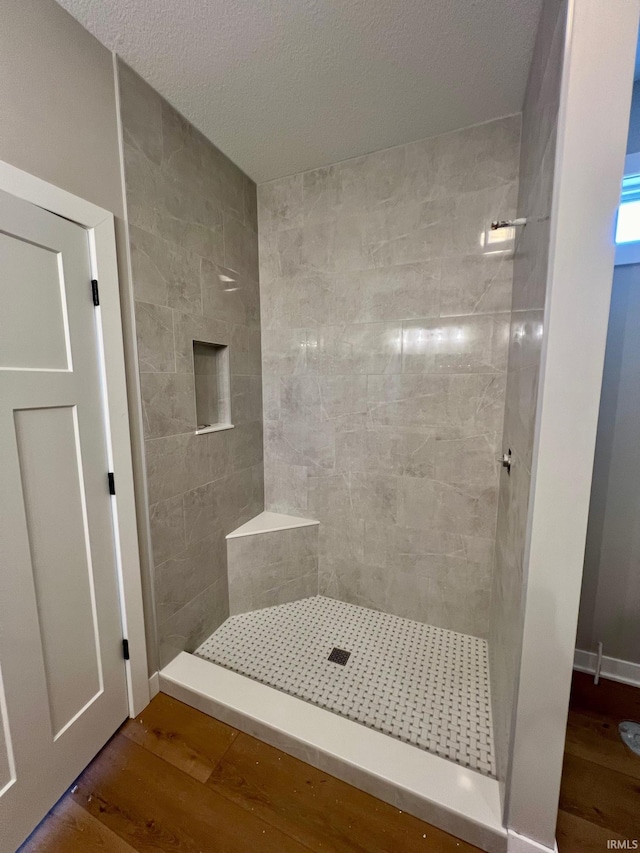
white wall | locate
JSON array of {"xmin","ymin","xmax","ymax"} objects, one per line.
[
  {"xmin": 505, "ymin": 1, "xmax": 639, "ymax": 848},
  {"xmin": 0, "ymin": 0, "xmax": 122, "ymax": 216}
]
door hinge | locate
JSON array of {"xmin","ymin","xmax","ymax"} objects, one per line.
[
  {"xmin": 108, "ymin": 472, "xmax": 116, "ymax": 495},
  {"xmin": 91, "ymin": 279, "xmax": 100, "ymax": 306},
  {"xmin": 122, "ymin": 639, "xmax": 130, "ymax": 660}
]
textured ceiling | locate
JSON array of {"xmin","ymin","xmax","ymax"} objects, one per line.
[{"xmin": 56, "ymin": 0, "xmax": 543, "ymax": 182}]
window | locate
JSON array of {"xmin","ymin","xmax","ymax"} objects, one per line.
[
  {"xmin": 615, "ymin": 153, "xmax": 640, "ymax": 265},
  {"xmin": 616, "ymin": 196, "xmax": 640, "ymax": 244}
]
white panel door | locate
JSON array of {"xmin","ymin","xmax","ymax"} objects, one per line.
[{"xmin": 0, "ymin": 188, "xmax": 129, "ymax": 852}]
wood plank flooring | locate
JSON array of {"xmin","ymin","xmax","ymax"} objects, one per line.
[
  {"xmin": 557, "ymin": 672, "xmax": 640, "ymax": 852},
  {"xmin": 23, "ymin": 672, "xmax": 640, "ymax": 852},
  {"xmin": 21, "ymin": 692, "xmax": 482, "ymax": 853}
]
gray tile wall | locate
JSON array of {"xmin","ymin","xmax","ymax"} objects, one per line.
[
  {"xmin": 258, "ymin": 116, "xmax": 521, "ymax": 637},
  {"xmin": 118, "ymin": 61, "xmax": 264, "ymax": 667},
  {"xmin": 488, "ymin": 0, "xmax": 567, "ymax": 792},
  {"xmin": 227, "ymin": 526, "xmax": 319, "ymax": 614}
]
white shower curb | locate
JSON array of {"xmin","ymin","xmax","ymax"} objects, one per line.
[{"xmin": 160, "ymin": 652, "xmax": 507, "ymax": 853}]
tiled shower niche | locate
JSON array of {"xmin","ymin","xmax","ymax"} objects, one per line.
[{"xmin": 193, "ymin": 340, "xmax": 232, "ymax": 432}]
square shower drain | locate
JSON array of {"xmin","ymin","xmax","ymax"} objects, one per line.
[{"xmin": 328, "ymin": 647, "xmax": 351, "ymax": 665}]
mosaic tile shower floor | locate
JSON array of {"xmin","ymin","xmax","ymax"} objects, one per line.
[{"xmin": 195, "ymin": 595, "xmax": 496, "ymax": 777}]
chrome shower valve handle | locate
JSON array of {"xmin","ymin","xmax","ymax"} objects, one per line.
[{"xmin": 498, "ymin": 449, "xmax": 512, "ymax": 474}]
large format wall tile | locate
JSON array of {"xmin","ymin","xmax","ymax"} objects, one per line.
[
  {"xmin": 227, "ymin": 526, "xmax": 319, "ymax": 614},
  {"xmin": 119, "ymin": 60, "xmax": 264, "ymax": 667},
  {"xmin": 129, "ymin": 225, "xmax": 202, "ymax": 313},
  {"xmin": 140, "ymin": 372, "xmax": 195, "ymax": 439},
  {"xmin": 259, "ymin": 115, "xmax": 520, "ymax": 636},
  {"xmin": 134, "ymin": 301, "xmax": 176, "ymax": 373}
]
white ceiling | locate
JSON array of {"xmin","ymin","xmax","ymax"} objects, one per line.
[{"xmin": 56, "ymin": 0, "xmax": 543, "ymax": 183}]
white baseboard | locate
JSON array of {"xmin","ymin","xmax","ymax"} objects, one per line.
[
  {"xmin": 148, "ymin": 671, "xmax": 160, "ymax": 698},
  {"xmin": 574, "ymin": 649, "xmax": 640, "ymax": 688},
  {"xmin": 507, "ymin": 829, "xmax": 558, "ymax": 853}
]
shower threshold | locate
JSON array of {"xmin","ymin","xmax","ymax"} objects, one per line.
[{"xmin": 159, "ymin": 597, "xmax": 505, "ymax": 852}]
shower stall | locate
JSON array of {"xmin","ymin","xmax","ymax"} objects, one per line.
[
  {"xmin": 116, "ymin": 1, "xmax": 638, "ymax": 850},
  {"xmin": 186, "ymin": 105, "xmax": 525, "ymax": 790}
]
